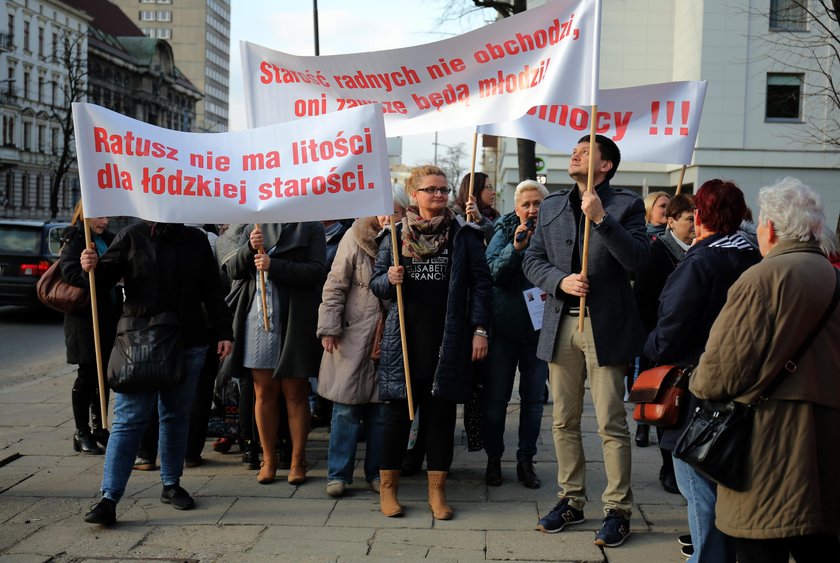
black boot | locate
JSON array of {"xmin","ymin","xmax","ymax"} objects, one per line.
[
  {"xmin": 84, "ymin": 498, "xmax": 116, "ymax": 525},
  {"xmin": 516, "ymin": 460, "xmax": 541, "ymax": 489},
  {"xmin": 90, "ymin": 396, "xmax": 109, "ymax": 448},
  {"xmin": 241, "ymin": 440, "xmax": 260, "ymax": 470},
  {"xmin": 485, "ymin": 456, "xmax": 502, "ymax": 486},
  {"xmin": 635, "ymin": 424, "xmax": 650, "ymax": 447},
  {"xmin": 74, "ymin": 430, "xmax": 103, "ymax": 455}
]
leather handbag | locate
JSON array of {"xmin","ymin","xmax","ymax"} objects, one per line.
[
  {"xmin": 674, "ymin": 268, "xmax": 840, "ymax": 491},
  {"xmin": 36, "ymin": 259, "xmax": 90, "ymax": 313},
  {"xmin": 107, "ymin": 312, "xmax": 184, "ymax": 393},
  {"xmin": 628, "ymin": 365, "xmax": 688, "ymax": 427}
]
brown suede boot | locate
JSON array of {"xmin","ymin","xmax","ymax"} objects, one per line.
[
  {"xmin": 427, "ymin": 470, "xmax": 454, "ymax": 520},
  {"xmin": 379, "ymin": 469, "xmax": 403, "ymax": 517}
]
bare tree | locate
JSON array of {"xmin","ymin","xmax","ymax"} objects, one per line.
[
  {"xmin": 752, "ymin": 1, "xmax": 840, "ymax": 148},
  {"xmin": 437, "ymin": 0, "xmax": 537, "ymax": 183},
  {"xmin": 47, "ymin": 30, "xmax": 87, "ymax": 219},
  {"xmin": 436, "ymin": 142, "xmax": 468, "ymax": 191}
]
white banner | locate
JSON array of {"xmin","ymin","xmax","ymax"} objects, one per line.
[
  {"xmin": 480, "ymin": 81, "xmax": 707, "ymax": 164},
  {"xmin": 242, "ymin": 0, "xmax": 600, "ymax": 136},
  {"xmin": 72, "ymin": 102, "xmax": 393, "ymax": 223}
]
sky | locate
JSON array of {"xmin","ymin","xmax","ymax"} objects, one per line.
[{"xmin": 227, "ymin": 0, "xmax": 492, "ymax": 167}]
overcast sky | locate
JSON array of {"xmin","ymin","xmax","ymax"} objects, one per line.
[{"xmin": 228, "ymin": 0, "xmax": 492, "ymax": 166}]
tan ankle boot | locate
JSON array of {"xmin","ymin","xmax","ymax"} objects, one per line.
[
  {"xmin": 379, "ymin": 469, "xmax": 403, "ymax": 517},
  {"xmin": 427, "ymin": 470, "xmax": 453, "ymax": 520}
]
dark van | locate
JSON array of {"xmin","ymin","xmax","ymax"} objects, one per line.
[{"xmin": 0, "ymin": 220, "xmax": 70, "ymax": 308}]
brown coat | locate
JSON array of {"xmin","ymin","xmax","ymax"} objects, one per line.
[
  {"xmin": 690, "ymin": 240, "xmax": 840, "ymax": 539},
  {"xmin": 316, "ymin": 217, "xmax": 384, "ymax": 404}
]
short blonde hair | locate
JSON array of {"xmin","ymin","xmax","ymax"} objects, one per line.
[
  {"xmin": 514, "ymin": 180, "xmax": 549, "ymax": 205},
  {"xmin": 644, "ymin": 191, "xmax": 671, "ymax": 223},
  {"xmin": 405, "ymin": 164, "xmax": 446, "ymax": 196}
]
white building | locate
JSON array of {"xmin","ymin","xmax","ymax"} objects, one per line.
[
  {"xmin": 494, "ymin": 0, "xmax": 840, "ymax": 227},
  {"xmin": 1, "ymin": 0, "xmax": 89, "ymax": 218}
]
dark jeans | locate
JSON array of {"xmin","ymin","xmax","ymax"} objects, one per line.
[
  {"xmin": 381, "ymin": 379, "xmax": 456, "ymax": 472},
  {"xmin": 735, "ymin": 533, "xmax": 840, "ymax": 563},
  {"xmin": 482, "ymin": 334, "xmax": 547, "ymax": 461},
  {"xmin": 186, "ymin": 346, "xmax": 220, "ymax": 459}
]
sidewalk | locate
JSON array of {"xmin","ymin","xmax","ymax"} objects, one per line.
[{"xmin": 0, "ymin": 367, "xmax": 689, "ymax": 562}]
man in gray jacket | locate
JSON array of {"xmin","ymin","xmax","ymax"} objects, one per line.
[{"xmin": 523, "ymin": 135, "xmax": 648, "ymax": 547}]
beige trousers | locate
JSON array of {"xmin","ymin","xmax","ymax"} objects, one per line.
[{"xmin": 548, "ymin": 314, "xmax": 633, "ymax": 516}]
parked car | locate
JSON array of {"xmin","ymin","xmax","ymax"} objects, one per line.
[{"xmin": 0, "ymin": 219, "xmax": 70, "ymax": 308}]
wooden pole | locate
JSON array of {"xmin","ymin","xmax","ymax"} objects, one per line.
[
  {"xmin": 578, "ymin": 105, "xmax": 599, "ymax": 333},
  {"xmin": 254, "ymin": 223, "xmax": 269, "ymax": 332},
  {"xmin": 83, "ymin": 214, "xmax": 108, "ymax": 430},
  {"xmin": 675, "ymin": 165, "xmax": 687, "ymax": 195},
  {"xmin": 390, "ymin": 217, "xmax": 415, "ymax": 420},
  {"xmin": 465, "ymin": 129, "xmax": 479, "ymax": 223}
]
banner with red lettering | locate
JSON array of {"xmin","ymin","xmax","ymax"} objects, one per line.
[
  {"xmin": 72, "ymin": 102, "xmax": 393, "ymax": 223},
  {"xmin": 479, "ymin": 81, "xmax": 707, "ymax": 164},
  {"xmin": 242, "ymin": 0, "xmax": 600, "ymax": 136}
]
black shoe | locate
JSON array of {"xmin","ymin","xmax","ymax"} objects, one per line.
[
  {"xmin": 74, "ymin": 431, "xmax": 104, "ymax": 455},
  {"xmin": 681, "ymin": 545, "xmax": 694, "ymax": 558},
  {"xmin": 594, "ymin": 509, "xmax": 631, "ymax": 547},
  {"xmin": 634, "ymin": 424, "xmax": 650, "ymax": 447},
  {"xmin": 84, "ymin": 498, "xmax": 116, "ymax": 525},
  {"xmin": 160, "ymin": 484, "xmax": 195, "ymax": 510},
  {"xmin": 660, "ymin": 468, "xmax": 680, "ymax": 495},
  {"xmin": 516, "ymin": 460, "xmax": 541, "ymax": 489},
  {"xmin": 537, "ymin": 498, "xmax": 585, "ymax": 533},
  {"xmin": 485, "ymin": 456, "xmax": 502, "ymax": 486},
  {"xmin": 91, "ymin": 427, "xmax": 110, "ymax": 448},
  {"xmin": 184, "ymin": 456, "xmax": 202, "ymax": 468},
  {"xmin": 133, "ymin": 457, "xmax": 156, "ymax": 471},
  {"xmin": 242, "ymin": 441, "xmax": 261, "ymax": 470},
  {"xmin": 677, "ymin": 534, "xmax": 692, "ymax": 546}
]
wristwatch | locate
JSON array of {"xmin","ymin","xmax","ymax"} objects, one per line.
[{"xmin": 474, "ymin": 328, "xmax": 489, "ymax": 338}]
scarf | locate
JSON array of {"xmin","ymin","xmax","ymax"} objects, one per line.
[{"xmin": 402, "ymin": 205, "xmax": 453, "ymax": 259}]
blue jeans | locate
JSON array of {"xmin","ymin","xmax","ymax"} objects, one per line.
[
  {"xmin": 483, "ymin": 334, "xmax": 548, "ymax": 461},
  {"xmin": 101, "ymin": 346, "xmax": 208, "ymax": 503},
  {"xmin": 327, "ymin": 402, "xmax": 385, "ymax": 484},
  {"xmin": 673, "ymin": 455, "xmax": 735, "ymax": 563}
]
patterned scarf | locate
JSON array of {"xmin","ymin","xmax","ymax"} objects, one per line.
[{"xmin": 402, "ymin": 205, "xmax": 454, "ymax": 259}]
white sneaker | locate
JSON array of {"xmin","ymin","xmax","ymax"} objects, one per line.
[{"xmin": 326, "ymin": 480, "xmax": 345, "ymax": 497}]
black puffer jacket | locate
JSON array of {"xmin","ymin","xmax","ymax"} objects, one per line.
[
  {"xmin": 91, "ymin": 222, "xmax": 233, "ymax": 347},
  {"xmin": 60, "ymin": 225, "xmax": 121, "ymax": 365},
  {"xmin": 370, "ymin": 216, "xmax": 492, "ymax": 403}
]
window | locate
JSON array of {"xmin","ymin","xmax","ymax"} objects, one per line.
[
  {"xmin": 141, "ymin": 0, "xmax": 156, "ymax": 3},
  {"xmin": 157, "ymin": 11, "xmax": 172, "ymax": 22},
  {"xmin": 51, "ymin": 79, "xmax": 57, "ymax": 105},
  {"xmin": 22, "ymin": 71, "xmax": 29, "ymax": 99},
  {"xmin": 38, "ymin": 27, "xmax": 44, "ymax": 56},
  {"xmin": 51, "ymin": 127, "xmax": 58, "ymax": 155},
  {"xmin": 37, "ymin": 76, "xmax": 43, "ymax": 102},
  {"xmin": 37, "ymin": 125, "xmax": 45, "ymax": 152},
  {"xmin": 7, "ymin": 14, "xmax": 13, "ymax": 42},
  {"xmin": 35, "ymin": 175, "xmax": 43, "ymax": 208},
  {"xmin": 23, "ymin": 122, "xmax": 31, "ymax": 150},
  {"xmin": 23, "ymin": 20, "xmax": 30, "ymax": 51},
  {"xmin": 766, "ymin": 73, "xmax": 803, "ymax": 120},
  {"xmin": 140, "ymin": 11, "xmax": 156, "ymax": 21},
  {"xmin": 157, "ymin": 28, "xmax": 171, "ymax": 39},
  {"xmin": 2, "ymin": 115, "xmax": 14, "ymax": 146},
  {"xmin": 770, "ymin": 0, "xmax": 807, "ymax": 31},
  {"xmin": 52, "ymin": 32, "xmax": 58, "ymax": 59}
]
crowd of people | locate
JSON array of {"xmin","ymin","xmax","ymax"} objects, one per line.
[{"xmin": 59, "ymin": 135, "xmax": 840, "ymax": 560}]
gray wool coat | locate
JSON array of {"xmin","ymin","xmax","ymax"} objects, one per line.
[
  {"xmin": 522, "ymin": 182, "xmax": 649, "ymax": 366},
  {"xmin": 225, "ymin": 222, "xmax": 327, "ymax": 379}
]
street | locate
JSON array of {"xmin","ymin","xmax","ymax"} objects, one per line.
[{"xmin": 0, "ymin": 306, "xmax": 67, "ymax": 390}]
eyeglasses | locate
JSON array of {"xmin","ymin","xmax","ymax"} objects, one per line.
[{"xmin": 416, "ymin": 187, "xmax": 451, "ymax": 195}]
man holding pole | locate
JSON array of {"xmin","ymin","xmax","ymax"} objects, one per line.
[{"xmin": 523, "ymin": 135, "xmax": 648, "ymax": 547}]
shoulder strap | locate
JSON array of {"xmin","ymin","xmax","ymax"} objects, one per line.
[{"xmin": 755, "ymin": 267, "xmax": 840, "ymax": 405}]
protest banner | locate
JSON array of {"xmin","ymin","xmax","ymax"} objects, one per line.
[
  {"xmin": 241, "ymin": 0, "xmax": 601, "ymax": 136},
  {"xmin": 72, "ymin": 102, "xmax": 393, "ymax": 223},
  {"xmin": 479, "ymin": 80, "xmax": 708, "ymax": 164}
]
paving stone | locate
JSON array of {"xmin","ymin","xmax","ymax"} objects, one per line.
[
  {"xmin": 486, "ymin": 530, "xmax": 605, "ymax": 562},
  {"xmin": 220, "ymin": 496, "xmax": 335, "ymax": 526},
  {"xmin": 249, "ymin": 526, "xmax": 373, "ymax": 558},
  {"xmin": 327, "ymin": 497, "xmax": 434, "ymax": 529},
  {"xmin": 134, "ymin": 523, "xmax": 264, "ymax": 559},
  {"xmin": 373, "ymin": 528, "xmax": 485, "ymax": 550}
]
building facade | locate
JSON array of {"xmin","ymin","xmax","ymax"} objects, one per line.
[
  {"xmin": 494, "ymin": 0, "xmax": 840, "ymax": 226},
  {"xmin": 1, "ymin": 0, "xmax": 89, "ymax": 219},
  {"xmin": 111, "ymin": 0, "xmax": 230, "ymax": 133}
]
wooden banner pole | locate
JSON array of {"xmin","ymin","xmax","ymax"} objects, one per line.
[
  {"xmin": 465, "ymin": 129, "xmax": 479, "ymax": 223},
  {"xmin": 578, "ymin": 105, "xmax": 598, "ymax": 333},
  {"xmin": 390, "ymin": 217, "xmax": 415, "ymax": 420},
  {"xmin": 254, "ymin": 223, "xmax": 269, "ymax": 332},
  {"xmin": 83, "ymin": 213, "xmax": 108, "ymax": 429},
  {"xmin": 675, "ymin": 164, "xmax": 687, "ymax": 195}
]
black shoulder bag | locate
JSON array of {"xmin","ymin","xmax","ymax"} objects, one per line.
[{"xmin": 673, "ymin": 268, "xmax": 840, "ymax": 491}]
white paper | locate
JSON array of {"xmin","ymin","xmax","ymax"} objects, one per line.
[{"xmin": 523, "ymin": 287, "xmax": 547, "ymax": 331}]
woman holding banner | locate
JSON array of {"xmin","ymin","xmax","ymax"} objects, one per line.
[
  {"xmin": 370, "ymin": 165, "xmax": 492, "ymax": 519},
  {"xmin": 226, "ymin": 223, "xmax": 327, "ymax": 485},
  {"xmin": 60, "ymin": 202, "xmax": 120, "ymax": 455}
]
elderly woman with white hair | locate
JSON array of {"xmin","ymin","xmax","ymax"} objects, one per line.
[
  {"xmin": 690, "ymin": 177, "xmax": 840, "ymax": 563},
  {"xmin": 482, "ymin": 179, "xmax": 550, "ymax": 488}
]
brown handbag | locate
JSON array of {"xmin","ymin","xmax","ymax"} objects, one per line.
[
  {"xmin": 628, "ymin": 365, "xmax": 688, "ymax": 428},
  {"xmin": 36, "ymin": 259, "xmax": 90, "ymax": 313}
]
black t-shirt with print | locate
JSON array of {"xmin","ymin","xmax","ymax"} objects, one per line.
[{"xmin": 400, "ymin": 246, "xmax": 450, "ymax": 380}]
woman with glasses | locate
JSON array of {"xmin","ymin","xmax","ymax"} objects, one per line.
[{"xmin": 370, "ymin": 165, "xmax": 492, "ymax": 520}]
